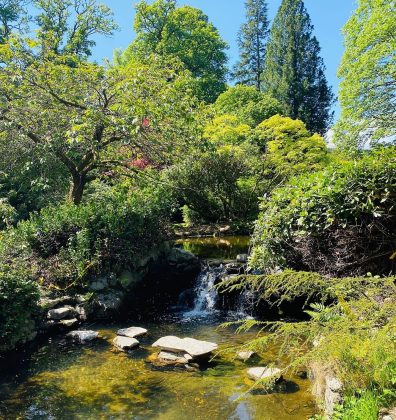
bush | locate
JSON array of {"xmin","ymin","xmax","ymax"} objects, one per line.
[
  {"xmin": 0, "ymin": 181, "xmax": 175, "ymax": 289},
  {"xmin": 250, "ymin": 147, "xmax": 396, "ymax": 276},
  {"xmin": 166, "ymin": 144, "xmax": 267, "ymax": 225},
  {"xmin": 214, "ymin": 85, "xmax": 284, "ymax": 127},
  {"xmin": 0, "ymin": 266, "xmax": 40, "ymax": 352}
]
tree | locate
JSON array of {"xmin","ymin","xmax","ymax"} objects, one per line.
[
  {"xmin": 0, "ymin": 0, "xmax": 28, "ymax": 43},
  {"xmin": 214, "ymin": 85, "xmax": 284, "ymax": 127},
  {"xmin": 0, "ymin": 42, "xmax": 201, "ymax": 204},
  {"xmin": 261, "ymin": 0, "xmax": 334, "ymax": 134},
  {"xmin": 34, "ymin": 0, "xmax": 118, "ymax": 58},
  {"xmin": 254, "ymin": 115, "xmax": 328, "ymax": 176},
  {"xmin": 335, "ymin": 0, "xmax": 396, "ymax": 151},
  {"xmin": 204, "ymin": 115, "xmax": 251, "ymax": 145},
  {"xmin": 120, "ymin": 0, "xmax": 228, "ymax": 103},
  {"xmin": 233, "ymin": 0, "xmax": 270, "ymax": 90}
]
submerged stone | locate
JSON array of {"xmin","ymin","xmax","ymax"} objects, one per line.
[
  {"xmin": 67, "ymin": 330, "xmax": 99, "ymax": 343},
  {"xmin": 237, "ymin": 351, "xmax": 255, "ymax": 361},
  {"xmin": 113, "ymin": 336, "xmax": 139, "ymax": 352},
  {"xmin": 247, "ymin": 367, "xmax": 283, "ymax": 382},
  {"xmin": 117, "ymin": 327, "xmax": 148, "ymax": 339},
  {"xmin": 152, "ymin": 336, "xmax": 218, "ymax": 358}
]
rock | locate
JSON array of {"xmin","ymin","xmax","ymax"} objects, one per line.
[
  {"xmin": 89, "ymin": 277, "xmax": 108, "ymax": 291},
  {"xmin": 60, "ymin": 318, "xmax": 79, "ymax": 328},
  {"xmin": 152, "ymin": 336, "xmax": 218, "ymax": 358},
  {"xmin": 90, "ymin": 290, "xmax": 124, "ymax": 319},
  {"xmin": 236, "ymin": 254, "xmax": 248, "ymax": 263},
  {"xmin": 47, "ymin": 307, "xmax": 74, "ymax": 320},
  {"xmin": 237, "ymin": 351, "xmax": 255, "ymax": 361},
  {"xmin": 219, "ymin": 225, "xmax": 231, "ymax": 233},
  {"xmin": 380, "ymin": 408, "xmax": 396, "ymax": 420},
  {"xmin": 67, "ymin": 330, "xmax": 98, "ymax": 343},
  {"xmin": 117, "ymin": 326, "xmax": 148, "ymax": 339},
  {"xmin": 324, "ymin": 376, "xmax": 343, "ymax": 416},
  {"xmin": 113, "ymin": 336, "xmax": 139, "ymax": 351},
  {"xmin": 158, "ymin": 351, "xmax": 192, "ymax": 364},
  {"xmin": 247, "ymin": 367, "xmax": 283, "ymax": 382}
]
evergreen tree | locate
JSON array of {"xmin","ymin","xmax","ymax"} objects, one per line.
[
  {"xmin": 261, "ymin": 0, "xmax": 334, "ymax": 134},
  {"xmin": 233, "ymin": 0, "xmax": 269, "ymax": 90}
]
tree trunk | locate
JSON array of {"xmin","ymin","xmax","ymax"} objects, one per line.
[{"xmin": 69, "ymin": 173, "xmax": 87, "ymax": 205}]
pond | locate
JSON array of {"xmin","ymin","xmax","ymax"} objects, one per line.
[{"xmin": 0, "ymin": 237, "xmax": 317, "ymax": 420}]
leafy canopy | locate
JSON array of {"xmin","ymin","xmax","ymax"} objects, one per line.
[
  {"xmin": 336, "ymin": 0, "xmax": 396, "ymax": 151},
  {"xmin": 214, "ymin": 85, "xmax": 284, "ymax": 127},
  {"xmin": 120, "ymin": 0, "xmax": 228, "ymax": 103}
]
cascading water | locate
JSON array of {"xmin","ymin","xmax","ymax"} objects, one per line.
[{"xmin": 183, "ymin": 265, "xmax": 226, "ymax": 318}]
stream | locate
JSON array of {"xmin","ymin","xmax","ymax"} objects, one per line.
[{"xmin": 0, "ymin": 236, "xmax": 317, "ymax": 420}]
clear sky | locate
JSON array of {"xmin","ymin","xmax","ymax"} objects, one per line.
[{"xmin": 89, "ymin": 0, "xmax": 357, "ymax": 118}]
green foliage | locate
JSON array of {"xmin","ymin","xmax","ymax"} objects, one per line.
[
  {"xmin": 233, "ymin": 0, "xmax": 269, "ymax": 90},
  {"xmin": 336, "ymin": 0, "xmax": 396, "ymax": 151},
  {"xmin": 214, "ymin": 85, "xmax": 284, "ymax": 127},
  {"xmin": 261, "ymin": 0, "xmax": 334, "ymax": 134},
  {"xmin": 220, "ymin": 272, "xmax": 396, "ymax": 414},
  {"xmin": 166, "ymin": 144, "xmax": 265, "ymax": 225},
  {"xmin": 204, "ymin": 115, "xmax": 251, "ymax": 145},
  {"xmin": 0, "ymin": 41, "xmax": 201, "ymax": 204},
  {"xmin": 253, "ymin": 115, "xmax": 328, "ymax": 176},
  {"xmin": 34, "ymin": 0, "xmax": 118, "ymax": 58},
  {"xmin": 0, "ymin": 266, "xmax": 40, "ymax": 352},
  {"xmin": 333, "ymin": 391, "xmax": 379, "ymax": 420},
  {"xmin": 0, "ymin": 181, "xmax": 175, "ymax": 288},
  {"xmin": 0, "ymin": 0, "xmax": 27, "ymax": 43},
  {"xmin": 250, "ymin": 147, "xmax": 396, "ymax": 275},
  {"xmin": 121, "ymin": 0, "xmax": 228, "ymax": 103}
]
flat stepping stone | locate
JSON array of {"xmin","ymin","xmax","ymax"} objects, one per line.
[
  {"xmin": 116, "ymin": 327, "xmax": 147, "ymax": 339},
  {"xmin": 47, "ymin": 307, "xmax": 74, "ymax": 320},
  {"xmin": 113, "ymin": 336, "xmax": 139, "ymax": 352},
  {"xmin": 67, "ymin": 330, "xmax": 98, "ymax": 343},
  {"xmin": 152, "ymin": 336, "xmax": 218, "ymax": 358},
  {"xmin": 247, "ymin": 367, "xmax": 283, "ymax": 381},
  {"xmin": 60, "ymin": 318, "xmax": 79, "ymax": 328}
]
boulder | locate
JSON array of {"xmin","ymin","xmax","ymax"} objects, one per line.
[
  {"xmin": 237, "ymin": 351, "xmax": 255, "ymax": 361},
  {"xmin": 247, "ymin": 367, "xmax": 283, "ymax": 382},
  {"xmin": 47, "ymin": 307, "xmax": 74, "ymax": 320},
  {"xmin": 324, "ymin": 376, "xmax": 343, "ymax": 415},
  {"xmin": 152, "ymin": 336, "xmax": 218, "ymax": 358},
  {"xmin": 116, "ymin": 327, "xmax": 147, "ymax": 339},
  {"xmin": 67, "ymin": 330, "xmax": 98, "ymax": 343},
  {"xmin": 113, "ymin": 336, "xmax": 139, "ymax": 352},
  {"xmin": 236, "ymin": 254, "xmax": 248, "ymax": 263},
  {"xmin": 89, "ymin": 277, "xmax": 108, "ymax": 291}
]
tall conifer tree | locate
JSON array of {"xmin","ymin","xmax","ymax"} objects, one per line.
[
  {"xmin": 233, "ymin": 0, "xmax": 269, "ymax": 91},
  {"xmin": 261, "ymin": 0, "xmax": 334, "ymax": 134}
]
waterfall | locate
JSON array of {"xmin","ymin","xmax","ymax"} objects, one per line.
[{"xmin": 183, "ymin": 265, "xmax": 225, "ymax": 318}]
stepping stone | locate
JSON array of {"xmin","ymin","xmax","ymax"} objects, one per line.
[
  {"xmin": 67, "ymin": 330, "xmax": 98, "ymax": 343},
  {"xmin": 237, "ymin": 350, "xmax": 255, "ymax": 361},
  {"xmin": 247, "ymin": 367, "xmax": 283, "ymax": 381},
  {"xmin": 152, "ymin": 336, "xmax": 218, "ymax": 358},
  {"xmin": 113, "ymin": 336, "xmax": 139, "ymax": 352},
  {"xmin": 47, "ymin": 307, "xmax": 74, "ymax": 320},
  {"xmin": 116, "ymin": 327, "xmax": 147, "ymax": 339},
  {"xmin": 158, "ymin": 351, "xmax": 193, "ymax": 364}
]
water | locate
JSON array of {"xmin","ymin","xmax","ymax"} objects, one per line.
[
  {"xmin": 183, "ymin": 265, "xmax": 226, "ymax": 318},
  {"xmin": 0, "ymin": 316, "xmax": 317, "ymax": 420},
  {"xmin": 0, "ymin": 236, "xmax": 318, "ymax": 419}
]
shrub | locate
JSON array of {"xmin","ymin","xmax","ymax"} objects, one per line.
[
  {"xmin": 0, "ymin": 181, "xmax": 175, "ymax": 289},
  {"xmin": 250, "ymin": 147, "xmax": 396, "ymax": 276},
  {"xmin": 166, "ymin": 144, "xmax": 267, "ymax": 225},
  {"xmin": 214, "ymin": 85, "xmax": 284, "ymax": 127},
  {"xmin": 0, "ymin": 266, "xmax": 40, "ymax": 352}
]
